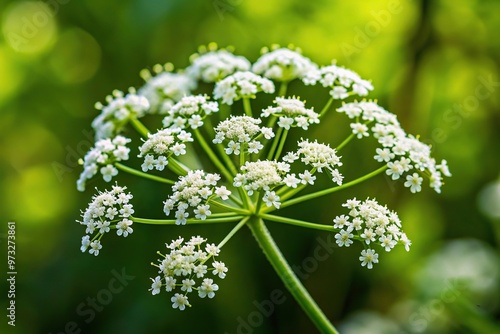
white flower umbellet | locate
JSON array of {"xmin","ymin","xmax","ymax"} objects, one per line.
[
  {"xmin": 261, "ymin": 97, "xmax": 320, "ymax": 130},
  {"xmin": 252, "ymin": 46, "xmax": 318, "ymax": 82},
  {"xmin": 138, "ymin": 67, "xmax": 196, "ymax": 115},
  {"xmin": 187, "ymin": 46, "xmax": 251, "ymax": 83},
  {"xmin": 150, "ymin": 236, "xmax": 227, "ymax": 310},
  {"xmin": 337, "ymin": 100, "xmax": 451, "ymax": 193},
  {"xmin": 163, "ymin": 170, "xmax": 231, "ymax": 225},
  {"xmin": 92, "ymin": 90, "xmax": 150, "ymax": 140},
  {"xmin": 77, "ymin": 136, "xmax": 131, "ymax": 191},
  {"xmin": 213, "ymin": 116, "xmax": 274, "ymax": 156},
  {"xmin": 333, "ymin": 197, "xmax": 411, "ymax": 269},
  {"xmin": 138, "ymin": 128, "xmax": 193, "ymax": 172},
  {"xmin": 78, "ymin": 184, "xmax": 134, "ymax": 255},
  {"xmin": 213, "ymin": 71, "xmax": 275, "ymax": 105},
  {"xmin": 162, "ymin": 95, "xmax": 219, "ymax": 130}
]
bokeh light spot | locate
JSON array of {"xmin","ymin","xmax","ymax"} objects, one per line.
[
  {"xmin": 0, "ymin": 45, "xmax": 25, "ymax": 105},
  {"xmin": 477, "ymin": 179, "xmax": 500, "ymax": 220},
  {"xmin": 49, "ymin": 28, "xmax": 101, "ymax": 84},
  {"xmin": 4, "ymin": 164, "xmax": 74, "ymax": 224},
  {"xmin": 1, "ymin": 1, "xmax": 58, "ymax": 54}
]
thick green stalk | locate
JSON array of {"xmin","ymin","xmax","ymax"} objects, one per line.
[
  {"xmin": 115, "ymin": 163, "xmax": 175, "ymax": 184},
  {"xmin": 248, "ymin": 217, "xmax": 339, "ymax": 334}
]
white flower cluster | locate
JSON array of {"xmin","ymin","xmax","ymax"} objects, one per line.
[
  {"xmin": 162, "ymin": 95, "xmax": 219, "ymax": 129},
  {"xmin": 77, "ymin": 136, "xmax": 131, "ymax": 192},
  {"xmin": 303, "ymin": 64, "xmax": 373, "ymax": 99},
  {"xmin": 283, "ymin": 139, "xmax": 344, "ymax": 185},
  {"xmin": 138, "ymin": 128, "xmax": 193, "ymax": 172},
  {"xmin": 78, "ymin": 184, "xmax": 134, "ymax": 256},
  {"xmin": 333, "ymin": 198, "xmax": 411, "ymax": 269},
  {"xmin": 150, "ymin": 236, "xmax": 228, "ymax": 310},
  {"xmin": 213, "ymin": 71, "xmax": 275, "ymax": 105},
  {"xmin": 187, "ymin": 49, "xmax": 251, "ymax": 83},
  {"xmin": 261, "ymin": 97, "xmax": 320, "ymax": 130},
  {"xmin": 337, "ymin": 101, "xmax": 452, "ymax": 193},
  {"xmin": 138, "ymin": 70, "xmax": 196, "ymax": 115},
  {"xmin": 163, "ymin": 170, "xmax": 231, "ymax": 225},
  {"xmin": 92, "ymin": 90, "xmax": 150, "ymax": 140},
  {"xmin": 234, "ymin": 160, "xmax": 297, "ymax": 208},
  {"xmin": 213, "ymin": 116, "xmax": 274, "ymax": 155},
  {"xmin": 252, "ymin": 47, "xmax": 318, "ymax": 82}
]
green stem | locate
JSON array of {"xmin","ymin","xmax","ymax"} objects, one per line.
[
  {"xmin": 240, "ymin": 143, "xmax": 246, "ymax": 167},
  {"xmin": 243, "ymin": 98, "xmax": 252, "ymax": 117},
  {"xmin": 210, "ymin": 200, "xmax": 250, "ymax": 215},
  {"xmin": 130, "ymin": 117, "xmax": 150, "ymax": 138},
  {"xmin": 264, "ymin": 116, "xmax": 278, "ymax": 132},
  {"xmin": 319, "ymin": 97, "xmax": 334, "ymax": 118},
  {"xmin": 278, "ymin": 183, "xmax": 307, "ymax": 199},
  {"xmin": 248, "ymin": 217, "xmax": 338, "ymax": 334},
  {"xmin": 203, "ymin": 117, "xmax": 216, "ymax": 138},
  {"xmin": 254, "ymin": 191, "xmax": 264, "ymax": 214},
  {"xmin": 274, "ymin": 128, "xmax": 289, "ymax": 160},
  {"xmin": 215, "ymin": 143, "xmax": 238, "ymax": 175},
  {"xmin": 269, "ymin": 165, "xmax": 388, "ymax": 211},
  {"xmin": 237, "ymin": 187, "xmax": 252, "ymax": 210},
  {"xmin": 193, "ymin": 128, "xmax": 234, "ymax": 182},
  {"xmin": 267, "ymin": 126, "xmax": 283, "ymax": 160},
  {"xmin": 336, "ymin": 133, "xmax": 355, "ymax": 151},
  {"xmin": 228, "ymin": 194, "xmax": 243, "ymax": 207},
  {"xmin": 219, "ymin": 103, "xmax": 231, "ymax": 121},
  {"xmin": 115, "ymin": 163, "xmax": 175, "ymax": 184},
  {"xmin": 261, "ymin": 214, "xmax": 334, "ymax": 232},
  {"xmin": 131, "ymin": 215, "xmax": 244, "ymax": 225},
  {"xmin": 167, "ymin": 157, "xmax": 188, "ymax": 176},
  {"xmin": 278, "ymin": 81, "xmax": 289, "ymax": 97},
  {"xmin": 217, "ymin": 217, "xmax": 250, "ymax": 249}
]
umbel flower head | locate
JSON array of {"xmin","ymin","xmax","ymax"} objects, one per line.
[
  {"xmin": 213, "ymin": 116, "xmax": 274, "ymax": 155},
  {"xmin": 76, "ymin": 44, "xmax": 451, "ymax": 320},
  {"xmin": 164, "ymin": 170, "xmax": 231, "ymax": 225},
  {"xmin": 77, "ymin": 136, "xmax": 131, "ymax": 191},
  {"xmin": 186, "ymin": 44, "xmax": 251, "ymax": 83},
  {"xmin": 138, "ymin": 128, "xmax": 193, "ymax": 172},
  {"xmin": 261, "ymin": 97, "xmax": 319, "ymax": 130},
  {"xmin": 252, "ymin": 45, "xmax": 318, "ymax": 82},
  {"xmin": 338, "ymin": 100, "xmax": 452, "ymax": 193},
  {"xmin": 150, "ymin": 236, "xmax": 228, "ymax": 310},
  {"xmin": 333, "ymin": 198, "xmax": 411, "ymax": 269},
  {"xmin": 162, "ymin": 95, "xmax": 219, "ymax": 130},
  {"xmin": 138, "ymin": 64, "xmax": 196, "ymax": 115},
  {"xmin": 92, "ymin": 90, "xmax": 150, "ymax": 140},
  {"xmin": 78, "ymin": 184, "xmax": 134, "ymax": 256},
  {"xmin": 213, "ymin": 71, "xmax": 275, "ymax": 105}
]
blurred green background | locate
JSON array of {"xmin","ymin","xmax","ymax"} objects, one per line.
[{"xmin": 1, "ymin": 0, "xmax": 499, "ymax": 333}]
